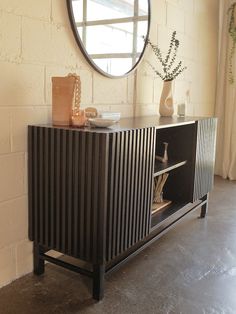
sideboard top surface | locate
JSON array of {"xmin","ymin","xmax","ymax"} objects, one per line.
[{"xmin": 31, "ymin": 115, "xmax": 215, "ymax": 134}]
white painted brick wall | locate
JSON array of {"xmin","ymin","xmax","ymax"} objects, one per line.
[
  {"xmin": 0, "ymin": 246, "xmax": 16, "ymax": 287},
  {"xmin": 0, "ymin": 108, "xmax": 11, "ymax": 154},
  {"xmin": 0, "ymin": 62, "xmax": 45, "ymax": 106},
  {"xmin": 0, "ymin": 0, "xmax": 219, "ymax": 288},
  {"xmin": 0, "ymin": 154, "xmax": 25, "ymax": 202},
  {"xmin": 0, "ymin": 11, "xmax": 21, "ymax": 61},
  {"xmin": 93, "ymin": 74, "xmax": 128, "ymax": 105},
  {"xmin": 135, "ymin": 0, "xmax": 219, "ymax": 117},
  {"xmin": 0, "ymin": 197, "xmax": 28, "ymax": 249},
  {"xmin": 0, "ymin": 0, "xmax": 51, "ymax": 20}
]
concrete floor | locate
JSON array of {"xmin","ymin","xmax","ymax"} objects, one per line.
[{"xmin": 0, "ymin": 176, "xmax": 236, "ymax": 314}]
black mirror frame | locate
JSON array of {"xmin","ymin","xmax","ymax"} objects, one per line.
[{"xmin": 66, "ymin": 0, "xmax": 151, "ymax": 78}]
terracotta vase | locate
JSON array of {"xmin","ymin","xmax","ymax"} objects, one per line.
[
  {"xmin": 52, "ymin": 76, "xmax": 76, "ymax": 126},
  {"xmin": 159, "ymin": 80, "xmax": 174, "ymax": 117}
]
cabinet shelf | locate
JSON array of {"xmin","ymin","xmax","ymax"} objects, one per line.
[
  {"xmin": 151, "ymin": 202, "xmax": 188, "ymax": 229},
  {"xmin": 152, "ymin": 200, "xmax": 172, "ymax": 214},
  {"xmin": 154, "ymin": 160, "xmax": 187, "ymax": 177},
  {"xmin": 150, "ymin": 200, "xmax": 203, "ymax": 231}
]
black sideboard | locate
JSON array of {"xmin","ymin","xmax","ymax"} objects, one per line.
[{"xmin": 28, "ymin": 116, "xmax": 217, "ymax": 300}]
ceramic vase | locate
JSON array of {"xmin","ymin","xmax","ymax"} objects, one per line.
[{"xmin": 159, "ymin": 80, "xmax": 174, "ymax": 117}]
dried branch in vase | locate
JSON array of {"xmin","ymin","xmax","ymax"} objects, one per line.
[{"xmin": 143, "ymin": 31, "xmax": 187, "ymax": 81}]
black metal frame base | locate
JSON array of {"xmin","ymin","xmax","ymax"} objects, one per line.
[
  {"xmin": 33, "ymin": 197, "xmax": 208, "ymax": 301},
  {"xmin": 33, "ymin": 244, "xmax": 105, "ymax": 301},
  {"xmin": 200, "ymin": 194, "xmax": 209, "ymax": 218}
]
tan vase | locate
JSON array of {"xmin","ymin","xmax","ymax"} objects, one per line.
[
  {"xmin": 159, "ymin": 80, "xmax": 174, "ymax": 117},
  {"xmin": 52, "ymin": 76, "xmax": 76, "ymax": 126}
]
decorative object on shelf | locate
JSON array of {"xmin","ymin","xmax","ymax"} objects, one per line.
[
  {"xmin": 52, "ymin": 73, "xmax": 81, "ymax": 126},
  {"xmin": 71, "ymin": 109, "xmax": 87, "ymax": 127},
  {"xmin": 177, "ymin": 103, "xmax": 186, "ymax": 117},
  {"xmin": 85, "ymin": 107, "xmax": 98, "ymax": 119},
  {"xmin": 153, "ymin": 175, "xmax": 164, "ymax": 203},
  {"xmin": 70, "ymin": 73, "xmax": 85, "ymax": 127},
  {"xmin": 156, "ymin": 142, "xmax": 169, "ymax": 163},
  {"xmin": 88, "ymin": 118, "xmax": 117, "ymax": 128},
  {"xmin": 152, "ymin": 173, "xmax": 171, "ymax": 213},
  {"xmin": 228, "ymin": 2, "xmax": 236, "ymax": 83},
  {"xmin": 145, "ymin": 31, "xmax": 187, "ymax": 116},
  {"xmin": 159, "ymin": 80, "xmax": 174, "ymax": 117}
]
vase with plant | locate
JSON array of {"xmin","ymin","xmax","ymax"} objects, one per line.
[{"xmin": 145, "ymin": 31, "xmax": 187, "ymax": 116}]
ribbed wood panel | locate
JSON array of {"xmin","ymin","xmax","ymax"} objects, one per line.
[
  {"xmin": 28, "ymin": 126, "xmax": 108, "ymax": 263},
  {"xmin": 193, "ymin": 118, "xmax": 217, "ymax": 201},
  {"xmin": 106, "ymin": 128, "xmax": 155, "ymax": 262}
]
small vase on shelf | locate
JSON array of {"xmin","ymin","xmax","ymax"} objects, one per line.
[{"xmin": 159, "ymin": 80, "xmax": 174, "ymax": 117}]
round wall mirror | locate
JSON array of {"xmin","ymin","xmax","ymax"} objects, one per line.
[{"xmin": 67, "ymin": 0, "xmax": 151, "ymax": 78}]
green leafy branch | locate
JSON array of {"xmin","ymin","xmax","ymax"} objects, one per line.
[{"xmin": 144, "ymin": 31, "xmax": 187, "ymax": 81}]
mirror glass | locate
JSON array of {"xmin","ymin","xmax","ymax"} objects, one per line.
[{"xmin": 67, "ymin": 0, "xmax": 150, "ymax": 77}]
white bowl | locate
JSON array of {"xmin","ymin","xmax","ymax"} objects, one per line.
[
  {"xmin": 88, "ymin": 118, "xmax": 117, "ymax": 128},
  {"xmin": 99, "ymin": 112, "xmax": 121, "ymax": 122}
]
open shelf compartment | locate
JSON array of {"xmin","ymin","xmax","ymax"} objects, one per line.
[
  {"xmin": 151, "ymin": 123, "xmax": 197, "ymax": 230},
  {"xmin": 154, "ymin": 160, "xmax": 187, "ymax": 177}
]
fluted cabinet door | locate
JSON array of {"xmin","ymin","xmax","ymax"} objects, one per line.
[
  {"xmin": 28, "ymin": 126, "xmax": 109, "ymax": 264},
  {"xmin": 193, "ymin": 118, "xmax": 217, "ymax": 201},
  {"xmin": 106, "ymin": 128, "xmax": 155, "ymax": 262}
]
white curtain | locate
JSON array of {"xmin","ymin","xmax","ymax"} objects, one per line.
[{"xmin": 215, "ymin": 0, "xmax": 236, "ymax": 180}]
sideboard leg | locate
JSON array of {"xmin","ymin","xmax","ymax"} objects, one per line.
[
  {"xmin": 200, "ymin": 194, "xmax": 209, "ymax": 218},
  {"xmin": 93, "ymin": 264, "xmax": 105, "ymax": 301},
  {"xmin": 33, "ymin": 243, "xmax": 45, "ymax": 275}
]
